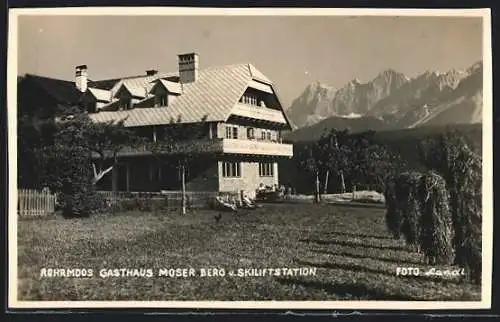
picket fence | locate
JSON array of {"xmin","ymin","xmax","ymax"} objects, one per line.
[
  {"xmin": 97, "ymin": 190, "xmax": 242, "ymax": 210},
  {"xmin": 18, "ymin": 189, "xmax": 57, "ymax": 217}
]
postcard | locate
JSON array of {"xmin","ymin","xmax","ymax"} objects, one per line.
[{"xmin": 8, "ymin": 7, "xmax": 492, "ymax": 310}]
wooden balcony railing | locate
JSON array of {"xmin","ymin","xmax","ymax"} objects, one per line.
[
  {"xmin": 221, "ymin": 139, "xmax": 293, "ymax": 157},
  {"xmin": 231, "ymin": 103, "xmax": 288, "ymax": 124},
  {"xmin": 111, "ymin": 138, "xmax": 293, "ymax": 157}
]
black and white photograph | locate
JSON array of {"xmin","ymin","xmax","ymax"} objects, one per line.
[{"xmin": 8, "ymin": 8, "xmax": 492, "ymax": 309}]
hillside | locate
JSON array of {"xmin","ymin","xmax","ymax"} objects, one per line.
[
  {"xmin": 371, "ymin": 123, "xmax": 482, "ymax": 169},
  {"xmin": 284, "ymin": 115, "xmax": 390, "ymax": 142}
]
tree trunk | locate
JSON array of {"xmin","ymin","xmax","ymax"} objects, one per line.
[
  {"xmin": 92, "ymin": 163, "xmax": 114, "ymax": 185},
  {"xmin": 181, "ymin": 162, "xmax": 186, "ymax": 215},
  {"xmin": 339, "ymin": 170, "xmax": 346, "ymax": 194},
  {"xmin": 334, "ymin": 135, "xmax": 346, "ymax": 194},
  {"xmin": 315, "ymin": 171, "xmax": 321, "ymax": 203},
  {"xmin": 323, "ymin": 170, "xmax": 329, "ymax": 194},
  {"xmin": 125, "ymin": 163, "xmax": 130, "ymax": 192}
]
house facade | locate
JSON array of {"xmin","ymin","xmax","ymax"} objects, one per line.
[{"xmin": 19, "ymin": 53, "xmax": 294, "ymax": 197}]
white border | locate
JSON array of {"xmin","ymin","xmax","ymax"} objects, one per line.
[{"xmin": 8, "ymin": 7, "xmax": 493, "ymax": 310}]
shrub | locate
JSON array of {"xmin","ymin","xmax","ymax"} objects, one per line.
[
  {"xmin": 418, "ymin": 171, "xmax": 454, "ymax": 265},
  {"xmin": 419, "ymin": 133, "xmax": 482, "ymax": 284},
  {"xmin": 53, "ymin": 145, "xmax": 98, "ymax": 218},
  {"xmin": 449, "ymin": 151, "xmax": 482, "ymax": 284},
  {"xmin": 383, "ymin": 174, "xmax": 402, "ymax": 239},
  {"xmin": 395, "ymin": 172, "xmax": 423, "ymax": 251}
]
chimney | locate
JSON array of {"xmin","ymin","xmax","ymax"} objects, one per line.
[
  {"xmin": 146, "ymin": 69, "xmax": 158, "ymax": 76},
  {"xmin": 178, "ymin": 53, "xmax": 199, "ymax": 84},
  {"xmin": 75, "ymin": 65, "xmax": 88, "ymax": 92}
]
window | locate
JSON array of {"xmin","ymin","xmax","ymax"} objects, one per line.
[
  {"xmin": 261, "ymin": 129, "xmax": 273, "ymax": 141},
  {"xmin": 154, "ymin": 94, "xmax": 168, "ymax": 107},
  {"xmin": 240, "ymin": 94, "xmax": 259, "ymax": 106},
  {"xmin": 225, "ymin": 125, "xmax": 238, "ymax": 139},
  {"xmin": 119, "ymin": 98, "xmax": 132, "ymax": 110},
  {"xmin": 259, "ymin": 163, "xmax": 274, "ymax": 177},
  {"xmin": 160, "ymin": 95, "xmax": 168, "ymax": 106},
  {"xmin": 222, "ymin": 162, "xmax": 241, "ymax": 177},
  {"xmin": 247, "ymin": 127, "xmax": 255, "ymax": 140}
]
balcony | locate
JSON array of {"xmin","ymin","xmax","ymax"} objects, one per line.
[
  {"xmin": 221, "ymin": 139, "xmax": 293, "ymax": 157},
  {"xmin": 231, "ymin": 103, "xmax": 288, "ymax": 124},
  {"xmin": 112, "ymin": 138, "xmax": 293, "ymax": 158}
]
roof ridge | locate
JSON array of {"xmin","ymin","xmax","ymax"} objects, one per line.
[
  {"xmin": 201, "ymin": 62, "xmax": 250, "ymax": 70},
  {"xmin": 247, "ymin": 63, "xmax": 253, "ymax": 78},
  {"xmin": 23, "ymin": 73, "xmax": 74, "ymax": 83},
  {"xmin": 23, "ymin": 62, "xmax": 253, "ymax": 85}
]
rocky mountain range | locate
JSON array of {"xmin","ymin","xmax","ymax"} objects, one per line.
[{"xmin": 285, "ymin": 61, "xmax": 483, "ymax": 140}]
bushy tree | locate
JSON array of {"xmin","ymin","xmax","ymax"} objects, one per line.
[
  {"xmin": 316, "ymin": 129, "xmax": 351, "ymax": 194},
  {"xmin": 294, "ymin": 129, "xmax": 406, "ymax": 198},
  {"xmin": 418, "ymin": 131, "xmax": 482, "ymax": 283},
  {"xmin": 21, "ymin": 108, "xmax": 138, "ymax": 217},
  {"xmin": 384, "ymin": 173, "xmax": 402, "ymax": 239}
]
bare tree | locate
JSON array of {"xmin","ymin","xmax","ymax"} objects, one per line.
[{"xmin": 150, "ymin": 116, "xmax": 209, "ymax": 215}]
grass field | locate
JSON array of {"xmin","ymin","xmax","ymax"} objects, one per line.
[{"xmin": 17, "ymin": 203, "xmax": 481, "ymax": 301}]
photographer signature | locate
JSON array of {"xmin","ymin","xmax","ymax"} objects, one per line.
[{"xmin": 424, "ymin": 267, "xmax": 466, "ymax": 277}]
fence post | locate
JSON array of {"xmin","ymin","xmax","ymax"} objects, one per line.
[
  {"xmin": 18, "ymin": 190, "xmax": 23, "ymax": 216},
  {"xmin": 28, "ymin": 189, "xmax": 32, "ymax": 216},
  {"xmin": 18, "ymin": 189, "xmax": 58, "ymax": 218}
]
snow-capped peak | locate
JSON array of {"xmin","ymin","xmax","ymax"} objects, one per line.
[{"xmin": 342, "ymin": 112, "xmax": 363, "ymax": 119}]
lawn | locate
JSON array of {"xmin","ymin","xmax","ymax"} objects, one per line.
[{"xmin": 17, "ymin": 203, "xmax": 481, "ymax": 301}]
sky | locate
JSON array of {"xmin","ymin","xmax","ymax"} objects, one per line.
[{"xmin": 16, "ymin": 14, "xmax": 483, "ymax": 108}]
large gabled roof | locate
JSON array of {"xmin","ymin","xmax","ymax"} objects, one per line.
[
  {"xmin": 248, "ymin": 63, "xmax": 273, "ymax": 84},
  {"xmin": 20, "ymin": 63, "xmax": 291, "ymax": 129},
  {"xmin": 21, "ymin": 74, "xmax": 82, "ymax": 105},
  {"xmin": 89, "ymin": 63, "xmax": 276, "ymax": 127}
]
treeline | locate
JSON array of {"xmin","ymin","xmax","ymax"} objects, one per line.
[
  {"xmin": 281, "ymin": 129, "xmax": 407, "ymax": 196},
  {"xmin": 280, "ymin": 124, "xmax": 482, "ymax": 195}
]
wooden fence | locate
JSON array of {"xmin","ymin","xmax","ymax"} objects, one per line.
[
  {"xmin": 18, "ymin": 189, "xmax": 57, "ymax": 217},
  {"xmin": 97, "ymin": 190, "xmax": 242, "ymax": 210}
]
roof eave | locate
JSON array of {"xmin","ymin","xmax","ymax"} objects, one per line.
[{"xmin": 265, "ymin": 84, "xmax": 293, "ymax": 131}]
